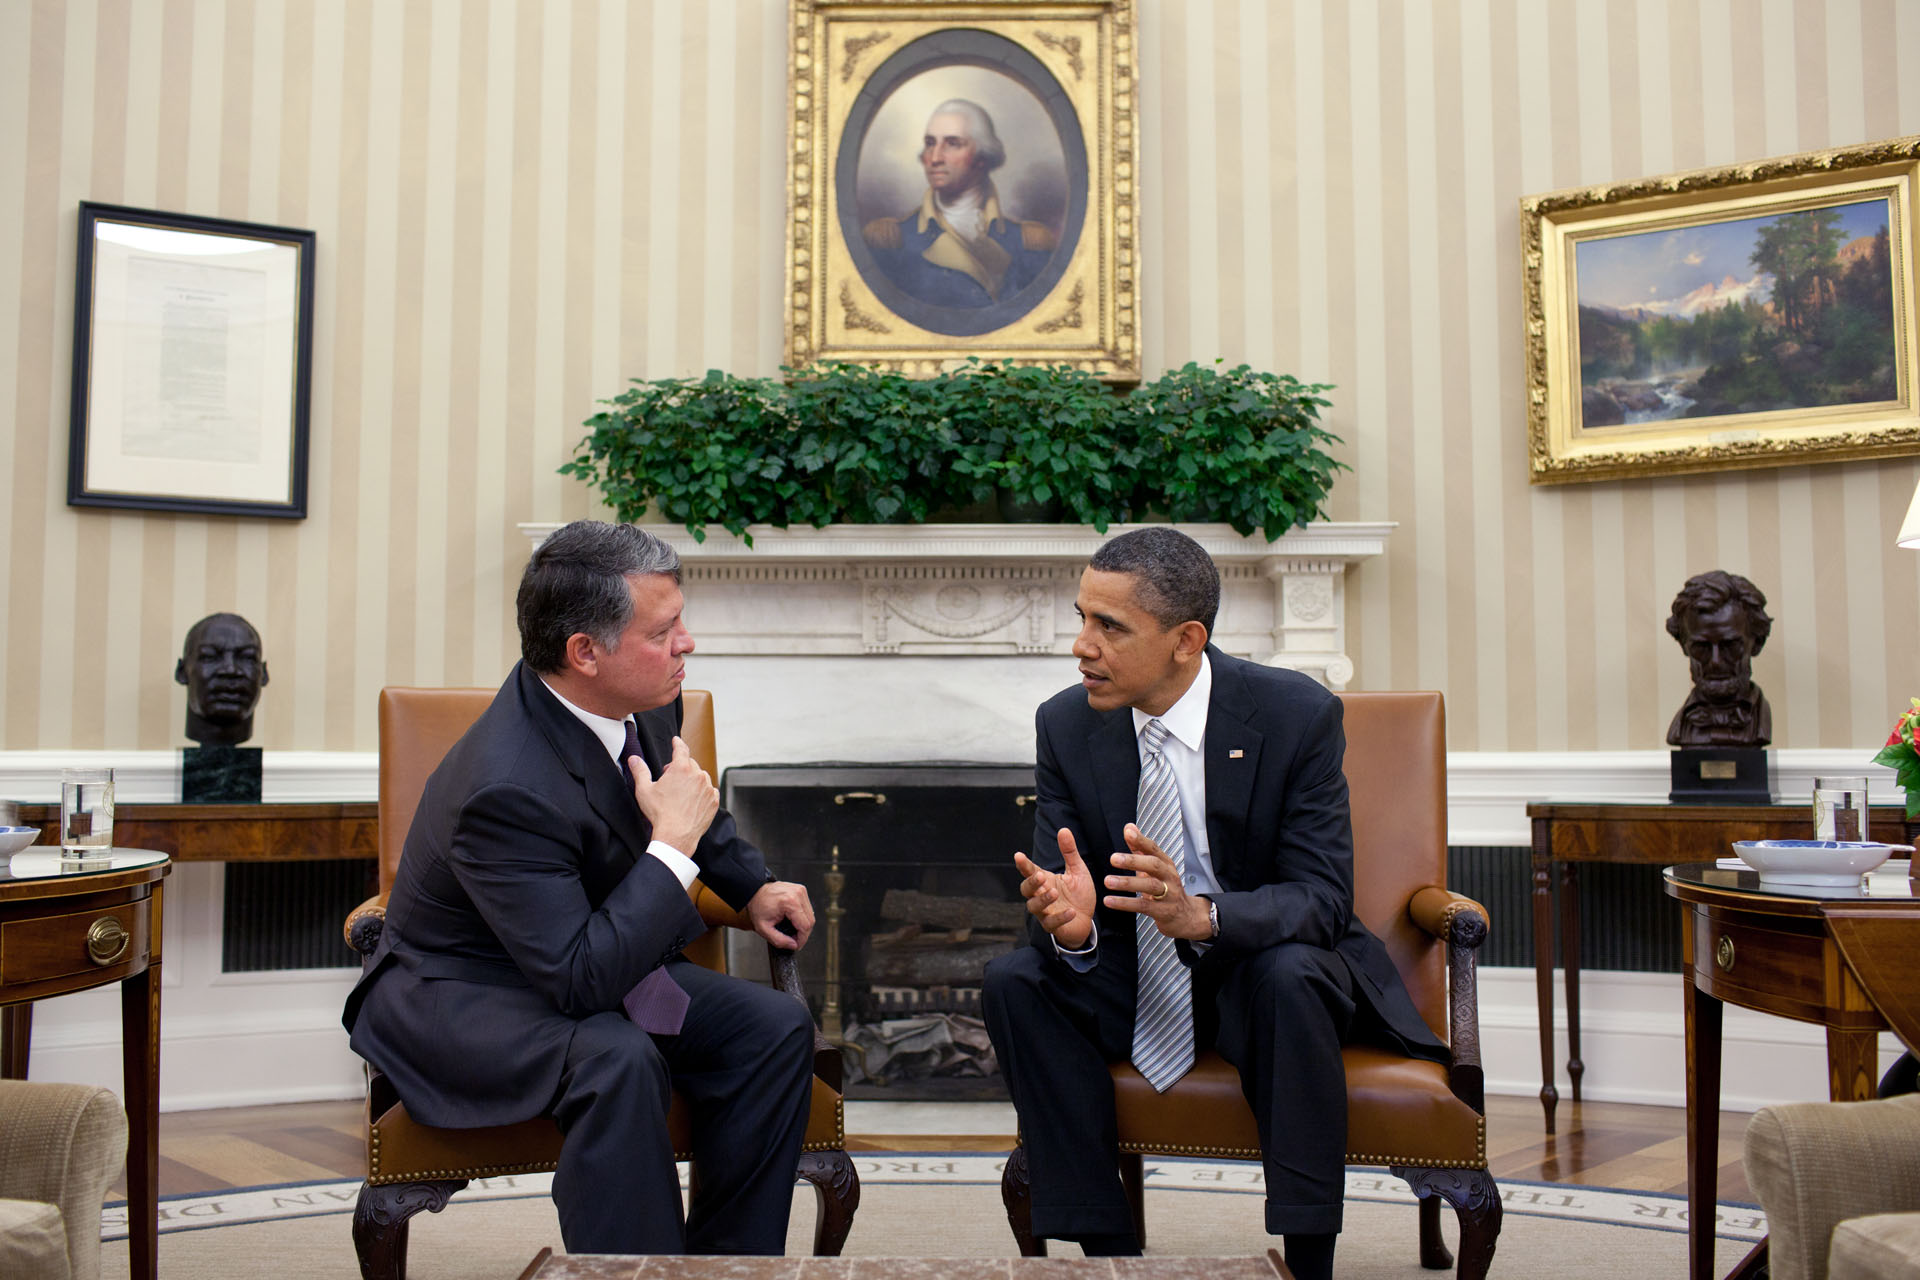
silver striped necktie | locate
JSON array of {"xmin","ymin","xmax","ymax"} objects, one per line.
[{"xmin": 1132, "ymin": 717, "xmax": 1195, "ymax": 1092}]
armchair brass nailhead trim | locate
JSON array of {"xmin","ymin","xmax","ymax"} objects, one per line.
[
  {"xmin": 1345, "ymin": 1153, "xmax": 1485, "ymax": 1170},
  {"xmin": 1119, "ymin": 1141, "xmax": 1264, "ymax": 1160},
  {"xmin": 367, "ymin": 1124, "xmax": 559, "ymax": 1185},
  {"xmin": 800, "ymin": 1097, "xmax": 846, "ymax": 1152}
]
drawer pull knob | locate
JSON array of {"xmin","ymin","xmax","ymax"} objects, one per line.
[
  {"xmin": 1014, "ymin": 794, "xmax": 1037, "ymax": 808},
  {"xmin": 1716, "ymin": 935, "xmax": 1736, "ymax": 972},
  {"xmin": 833, "ymin": 792, "xmax": 885, "ymax": 806},
  {"xmin": 87, "ymin": 917, "xmax": 129, "ymax": 966}
]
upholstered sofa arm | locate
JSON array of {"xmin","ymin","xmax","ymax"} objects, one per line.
[
  {"xmin": 0, "ymin": 1080, "xmax": 128, "ymax": 1280},
  {"xmin": 1747, "ymin": 1095, "xmax": 1920, "ymax": 1280},
  {"xmin": 344, "ymin": 893, "xmax": 389, "ymax": 957}
]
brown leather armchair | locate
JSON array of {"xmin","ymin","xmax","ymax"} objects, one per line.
[
  {"xmin": 343, "ymin": 686, "xmax": 858, "ymax": 1279},
  {"xmin": 999, "ymin": 690, "xmax": 1500, "ymax": 1277}
]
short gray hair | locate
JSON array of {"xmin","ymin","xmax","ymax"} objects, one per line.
[
  {"xmin": 1089, "ymin": 528, "xmax": 1219, "ymax": 636},
  {"xmin": 517, "ymin": 521, "xmax": 681, "ymax": 673},
  {"xmin": 925, "ymin": 99, "xmax": 1006, "ymax": 171}
]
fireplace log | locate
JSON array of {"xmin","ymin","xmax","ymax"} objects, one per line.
[
  {"xmin": 863, "ymin": 931, "xmax": 1021, "ymax": 986},
  {"xmin": 879, "ymin": 889, "xmax": 1027, "ymax": 931}
]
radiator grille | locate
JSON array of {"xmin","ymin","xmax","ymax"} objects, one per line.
[
  {"xmin": 222, "ymin": 862, "xmax": 375, "ymax": 972},
  {"xmin": 1445, "ymin": 845, "xmax": 1681, "ymax": 973}
]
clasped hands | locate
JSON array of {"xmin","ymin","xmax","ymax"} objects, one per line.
[
  {"xmin": 1013, "ymin": 823, "xmax": 1211, "ymax": 950},
  {"xmin": 629, "ymin": 734, "xmax": 814, "ymax": 952}
]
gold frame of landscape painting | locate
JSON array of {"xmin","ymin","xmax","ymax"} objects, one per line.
[
  {"xmin": 1522, "ymin": 135, "xmax": 1920, "ymax": 485},
  {"xmin": 786, "ymin": 0, "xmax": 1140, "ymax": 379}
]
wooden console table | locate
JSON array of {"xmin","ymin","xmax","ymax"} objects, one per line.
[
  {"xmin": 17, "ymin": 802, "xmax": 377, "ymax": 863},
  {"xmin": 1527, "ymin": 800, "xmax": 1916, "ymax": 1133},
  {"xmin": 0, "ymin": 848, "xmax": 170, "ymax": 1280}
]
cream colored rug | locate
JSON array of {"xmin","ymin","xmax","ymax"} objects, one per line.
[{"xmin": 101, "ymin": 1159, "xmax": 1761, "ymax": 1279}]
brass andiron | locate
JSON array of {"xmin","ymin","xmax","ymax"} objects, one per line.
[{"xmin": 822, "ymin": 844, "xmax": 845, "ymax": 1043}]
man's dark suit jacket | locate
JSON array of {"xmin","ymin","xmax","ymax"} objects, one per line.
[
  {"xmin": 342, "ymin": 662, "xmax": 771, "ymax": 1129},
  {"xmin": 1028, "ymin": 645, "xmax": 1445, "ymax": 1063}
]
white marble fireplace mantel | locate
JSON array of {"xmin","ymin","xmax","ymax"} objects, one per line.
[{"xmin": 519, "ymin": 521, "xmax": 1392, "ymax": 688}]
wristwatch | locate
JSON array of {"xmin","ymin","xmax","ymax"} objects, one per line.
[{"xmin": 1207, "ymin": 899, "xmax": 1220, "ymax": 939}]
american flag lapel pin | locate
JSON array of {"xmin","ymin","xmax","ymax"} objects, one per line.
[{"xmin": 1228, "ymin": 748, "xmax": 1245, "ymax": 759}]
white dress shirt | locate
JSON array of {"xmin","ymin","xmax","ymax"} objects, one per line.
[
  {"xmin": 540, "ymin": 678, "xmax": 700, "ymax": 890},
  {"xmin": 1057, "ymin": 652, "xmax": 1220, "ymax": 962}
]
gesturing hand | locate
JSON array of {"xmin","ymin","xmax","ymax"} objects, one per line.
[
  {"xmin": 628, "ymin": 735, "xmax": 718, "ymax": 856},
  {"xmin": 1013, "ymin": 827, "xmax": 1097, "ymax": 949},
  {"xmin": 1103, "ymin": 822, "xmax": 1213, "ymax": 942}
]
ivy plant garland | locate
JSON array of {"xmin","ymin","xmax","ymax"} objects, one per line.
[{"xmin": 561, "ymin": 361, "xmax": 1344, "ymax": 544}]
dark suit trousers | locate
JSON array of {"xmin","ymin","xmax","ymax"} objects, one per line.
[
  {"xmin": 984, "ymin": 937, "xmax": 1358, "ymax": 1240},
  {"xmin": 548, "ymin": 959, "xmax": 815, "ymax": 1254}
]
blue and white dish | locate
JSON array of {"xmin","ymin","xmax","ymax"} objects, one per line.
[
  {"xmin": 0, "ymin": 826, "xmax": 40, "ymax": 856},
  {"xmin": 1731, "ymin": 838, "xmax": 1910, "ymax": 886}
]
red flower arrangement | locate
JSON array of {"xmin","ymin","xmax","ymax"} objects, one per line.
[{"xmin": 1872, "ymin": 697, "xmax": 1920, "ymax": 819}]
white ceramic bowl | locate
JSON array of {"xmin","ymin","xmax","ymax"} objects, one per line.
[
  {"xmin": 1731, "ymin": 839, "xmax": 1909, "ymax": 886},
  {"xmin": 0, "ymin": 827, "xmax": 41, "ymax": 856}
]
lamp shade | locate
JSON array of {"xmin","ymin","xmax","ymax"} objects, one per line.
[{"xmin": 1902, "ymin": 478, "xmax": 1920, "ymax": 550}]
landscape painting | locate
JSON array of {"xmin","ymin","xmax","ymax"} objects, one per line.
[
  {"xmin": 1575, "ymin": 199, "xmax": 1895, "ymax": 429},
  {"xmin": 1522, "ymin": 135, "xmax": 1920, "ymax": 484}
]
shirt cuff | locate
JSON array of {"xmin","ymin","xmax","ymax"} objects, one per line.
[
  {"xmin": 646, "ymin": 840, "xmax": 699, "ymax": 890},
  {"xmin": 1054, "ymin": 922, "xmax": 1099, "ymax": 972}
]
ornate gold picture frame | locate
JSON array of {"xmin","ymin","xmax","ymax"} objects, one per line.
[
  {"xmin": 786, "ymin": 0, "xmax": 1139, "ymax": 379},
  {"xmin": 1522, "ymin": 136, "xmax": 1920, "ymax": 484}
]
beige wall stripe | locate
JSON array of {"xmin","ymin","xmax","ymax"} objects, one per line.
[{"xmin": 1345, "ymin": 0, "xmax": 1391, "ymax": 686}]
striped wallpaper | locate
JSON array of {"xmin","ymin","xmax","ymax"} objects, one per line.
[{"xmin": 4, "ymin": 0, "xmax": 1919, "ymax": 754}]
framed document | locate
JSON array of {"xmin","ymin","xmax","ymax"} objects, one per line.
[
  {"xmin": 787, "ymin": 0, "xmax": 1139, "ymax": 379},
  {"xmin": 1522, "ymin": 136, "xmax": 1919, "ymax": 484},
  {"xmin": 69, "ymin": 202, "xmax": 316, "ymax": 518}
]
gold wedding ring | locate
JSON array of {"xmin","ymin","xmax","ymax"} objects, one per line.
[{"xmin": 1150, "ymin": 879, "xmax": 1169, "ymax": 901}]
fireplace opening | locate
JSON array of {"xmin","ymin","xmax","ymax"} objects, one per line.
[{"xmin": 721, "ymin": 762, "xmax": 1037, "ymax": 1101}]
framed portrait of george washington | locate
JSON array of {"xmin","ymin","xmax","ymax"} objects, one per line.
[
  {"xmin": 786, "ymin": 0, "xmax": 1139, "ymax": 380},
  {"xmin": 1523, "ymin": 135, "xmax": 1920, "ymax": 484}
]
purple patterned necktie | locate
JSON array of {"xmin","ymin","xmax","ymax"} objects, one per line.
[{"xmin": 619, "ymin": 717, "xmax": 690, "ymax": 1035}]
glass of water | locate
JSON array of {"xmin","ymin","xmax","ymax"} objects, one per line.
[
  {"xmin": 59, "ymin": 768, "xmax": 114, "ymax": 861},
  {"xmin": 1812, "ymin": 775, "xmax": 1870, "ymax": 842}
]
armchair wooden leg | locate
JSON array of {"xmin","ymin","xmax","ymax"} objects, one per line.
[
  {"xmin": 352, "ymin": 1178, "xmax": 467, "ymax": 1280},
  {"xmin": 1416, "ymin": 1189, "xmax": 1452, "ymax": 1269},
  {"xmin": 1396, "ymin": 1166, "xmax": 1501, "ymax": 1280},
  {"xmin": 1000, "ymin": 1143, "xmax": 1047, "ymax": 1257},
  {"xmin": 796, "ymin": 1149, "xmax": 860, "ymax": 1256}
]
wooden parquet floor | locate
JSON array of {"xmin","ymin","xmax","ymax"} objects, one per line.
[{"xmin": 111, "ymin": 1092, "xmax": 1756, "ymax": 1203}]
